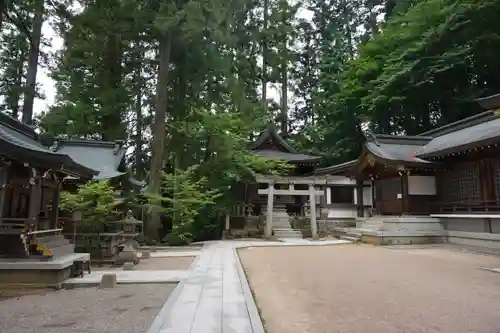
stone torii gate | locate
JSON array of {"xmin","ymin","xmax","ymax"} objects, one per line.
[{"xmin": 255, "ymin": 174, "xmax": 328, "ymax": 239}]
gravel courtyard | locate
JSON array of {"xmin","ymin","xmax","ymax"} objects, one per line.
[
  {"xmin": 239, "ymin": 244, "xmax": 500, "ymax": 333},
  {"xmin": 0, "ymin": 284, "xmax": 175, "ymax": 333}
]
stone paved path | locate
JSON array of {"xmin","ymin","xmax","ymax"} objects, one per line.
[{"xmin": 146, "ymin": 239, "xmax": 348, "ymax": 333}]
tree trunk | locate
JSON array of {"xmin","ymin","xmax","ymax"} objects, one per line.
[
  {"xmin": 100, "ymin": 27, "xmax": 123, "ymax": 140},
  {"xmin": 147, "ymin": 32, "xmax": 172, "ymax": 241},
  {"xmin": 281, "ymin": 57, "xmax": 288, "ymax": 136},
  {"xmin": 0, "ymin": 0, "xmax": 6, "ymax": 32},
  {"xmin": 280, "ymin": 8, "xmax": 288, "ymax": 137},
  {"xmin": 9, "ymin": 53, "xmax": 26, "ymax": 119},
  {"xmin": 261, "ymin": 0, "xmax": 269, "ymax": 111},
  {"xmin": 134, "ymin": 85, "xmax": 143, "ymax": 179},
  {"xmin": 22, "ymin": 0, "xmax": 44, "ymax": 125}
]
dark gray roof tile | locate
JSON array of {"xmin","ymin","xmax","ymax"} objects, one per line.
[
  {"xmin": 53, "ymin": 139, "xmax": 126, "ymax": 180},
  {"xmin": 252, "ymin": 149, "xmax": 320, "ymax": 163},
  {"xmin": 0, "ymin": 112, "xmax": 97, "ymax": 178},
  {"xmin": 417, "ymin": 116, "xmax": 500, "ymax": 158}
]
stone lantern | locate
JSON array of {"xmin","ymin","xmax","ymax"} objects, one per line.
[{"xmin": 115, "ymin": 210, "xmax": 143, "ymax": 265}]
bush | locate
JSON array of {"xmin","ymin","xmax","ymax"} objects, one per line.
[{"xmin": 163, "ymin": 233, "xmax": 192, "ymax": 246}]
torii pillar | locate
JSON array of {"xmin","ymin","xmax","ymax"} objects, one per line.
[{"xmin": 265, "ymin": 182, "xmax": 274, "ymax": 238}]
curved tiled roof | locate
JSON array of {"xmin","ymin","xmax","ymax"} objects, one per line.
[
  {"xmin": 0, "ymin": 113, "xmax": 97, "ymax": 178},
  {"xmin": 250, "ymin": 124, "xmax": 320, "ymax": 163},
  {"xmin": 364, "ymin": 134, "xmax": 433, "ymax": 166},
  {"xmin": 52, "ymin": 139, "xmax": 127, "ymax": 180},
  {"xmin": 417, "ymin": 111, "xmax": 500, "ymax": 158}
]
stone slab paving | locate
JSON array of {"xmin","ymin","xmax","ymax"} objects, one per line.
[
  {"xmin": 147, "ymin": 239, "xmax": 348, "ymax": 333},
  {"xmin": 63, "ymin": 270, "xmax": 190, "ymax": 287},
  {"xmin": 138, "ymin": 251, "xmax": 201, "ymax": 258}
]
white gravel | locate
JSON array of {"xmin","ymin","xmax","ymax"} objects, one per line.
[{"xmin": 0, "ymin": 284, "xmax": 176, "ymax": 333}]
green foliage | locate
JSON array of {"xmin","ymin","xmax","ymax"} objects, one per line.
[
  {"xmin": 337, "ymin": 0, "xmax": 500, "ymax": 136},
  {"xmin": 163, "ymin": 233, "xmax": 191, "ymax": 246},
  {"xmin": 60, "ymin": 180, "xmax": 122, "ymax": 231},
  {"xmin": 143, "ymin": 166, "xmax": 221, "ymax": 241}
]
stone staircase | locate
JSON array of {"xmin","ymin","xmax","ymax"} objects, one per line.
[
  {"xmin": 272, "ymin": 206, "xmax": 302, "ymax": 239},
  {"xmin": 356, "ymin": 217, "xmax": 384, "ymax": 232},
  {"xmin": 337, "ymin": 217, "xmax": 384, "ymax": 243},
  {"xmin": 32, "ymin": 234, "xmax": 75, "ymax": 259},
  {"xmin": 340, "ymin": 229, "xmax": 361, "ymax": 243}
]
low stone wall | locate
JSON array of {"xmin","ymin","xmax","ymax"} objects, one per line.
[
  {"xmin": 360, "ymin": 231, "xmax": 445, "ymax": 246},
  {"xmin": 318, "ymin": 218, "xmax": 356, "ymax": 234},
  {"xmin": 446, "ymin": 231, "xmax": 500, "ymax": 249},
  {"xmin": 229, "ymin": 217, "xmax": 264, "ymax": 238}
]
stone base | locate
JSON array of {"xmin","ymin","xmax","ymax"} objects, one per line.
[
  {"xmin": 0, "ymin": 253, "xmax": 90, "ymax": 288},
  {"xmin": 360, "ymin": 232, "xmax": 445, "ymax": 246},
  {"xmin": 446, "ymin": 231, "xmax": 500, "ymax": 249},
  {"xmin": 0, "ymin": 267, "xmax": 72, "ymax": 288}
]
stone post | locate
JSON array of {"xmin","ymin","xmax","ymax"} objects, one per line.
[
  {"xmin": 309, "ymin": 184, "xmax": 318, "ymax": 240},
  {"xmin": 326, "ymin": 187, "xmax": 332, "ymax": 205},
  {"xmin": 225, "ymin": 213, "xmax": 230, "ymax": 230},
  {"xmin": 265, "ymin": 182, "xmax": 274, "ymax": 238}
]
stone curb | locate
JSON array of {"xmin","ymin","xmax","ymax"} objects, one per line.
[
  {"xmin": 63, "ymin": 280, "xmax": 180, "ymax": 289},
  {"xmin": 146, "ymin": 254, "xmax": 202, "ymax": 333},
  {"xmin": 233, "ymin": 247, "xmax": 266, "ymax": 333}
]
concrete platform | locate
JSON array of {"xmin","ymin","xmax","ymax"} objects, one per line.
[
  {"xmin": 63, "ymin": 270, "xmax": 189, "ymax": 288},
  {"xmin": 0, "ymin": 253, "xmax": 90, "ymax": 270},
  {"xmin": 0, "ymin": 253, "xmax": 91, "ymax": 287}
]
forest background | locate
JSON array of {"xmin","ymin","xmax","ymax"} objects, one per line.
[{"xmin": 0, "ymin": 0, "xmax": 498, "ymax": 241}]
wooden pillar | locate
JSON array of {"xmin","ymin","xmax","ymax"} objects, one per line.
[
  {"xmin": 371, "ymin": 179, "xmax": 376, "ymax": 214},
  {"xmin": 50, "ymin": 176, "xmax": 62, "ymax": 229},
  {"xmin": 309, "ymin": 184, "xmax": 318, "ymax": 240},
  {"xmin": 356, "ymin": 179, "xmax": 364, "ymax": 217},
  {"xmin": 27, "ymin": 168, "xmax": 41, "ymax": 230},
  {"xmin": 0, "ymin": 163, "xmax": 10, "ymax": 226},
  {"xmin": 400, "ymin": 173, "xmax": 408, "ymax": 216},
  {"xmin": 265, "ymin": 182, "xmax": 274, "ymax": 238}
]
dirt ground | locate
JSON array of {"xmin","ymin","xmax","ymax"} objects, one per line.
[
  {"xmin": 239, "ymin": 245, "xmax": 500, "ymax": 333},
  {"xmin": 0, "ymin": 284, "xmax": 175, "ymax": 333}
]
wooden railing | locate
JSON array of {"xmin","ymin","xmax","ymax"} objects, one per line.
[{"xmin": 433, "ymin": 200, "xmax": 500, "ymax": 214}]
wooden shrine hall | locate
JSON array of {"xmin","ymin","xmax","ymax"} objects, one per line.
[
  {"xmin": 318, "ymin": 92, "xmax": 500, "ymax": 248},
  {"xmin": 0, "ymin": 112, "xmax": 97, "ymax": 286}
]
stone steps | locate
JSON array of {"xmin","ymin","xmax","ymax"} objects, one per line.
[
  {"xmin": 34, "ymin": 234, "xmax": 75, "ymax": 259},
  {"xmin": 340, "ymin": 235, "xmax": 360, "ymax": 243},
  {"xmin": 273, "ymin": 228, "xmax": 303, "ymax": 239},
  {"xmin": 48, "ymin": 243, "xmax": 76, "ymax": 259},
  {"xmin": 36, "ymin": 234, "xmax": 64, "ymax": 244}
]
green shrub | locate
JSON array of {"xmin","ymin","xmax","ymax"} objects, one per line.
[{"xmin": 163, "ymin": 233, "xmax": 192, "ymax": 246}]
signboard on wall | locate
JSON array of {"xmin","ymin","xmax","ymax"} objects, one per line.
[{"xmin": 408, "ymin": 176, "xmax": 436, "ymax": 195}]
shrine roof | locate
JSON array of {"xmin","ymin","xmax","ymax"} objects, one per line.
[
  {"xmin": 252, "ymin": 149, "xmax": 321, "ymax": 163},
  {"xmin": 364, "ymin": 134, "xmax": 433, "ymax": 166},
  {"xmin": 314, "ymin": 160, "xmax": 358, "ymax": 175},
  {"xmin": 52, "ymin": 139, "xmax": 127, "ymax": 180},
  {"xmin": 0, "ymin": 112, "xmax": 97, "ymax": 178},
  {"xmin": 250, "ymin": 124, "xmax": 320, "ymax": 163},
  {"xmin": 416, "ymin": 110, "xmax": 500, "ymax": 158}
]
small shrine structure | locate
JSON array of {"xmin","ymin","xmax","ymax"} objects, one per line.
[
  {"xmin": 229, "ymin": 125, "xmax": 367, "ymax": 239},
  {"xmin": 52, "ymin": 139, "xmax": 144, "ymax": 262},
  {"xmin": 0, "ymin": 113, "xmax": 97, "ymax": 286}
]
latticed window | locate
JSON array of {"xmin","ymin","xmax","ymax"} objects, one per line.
[
  {"xmin": 493, "ymin": 161, "xmax": 500, "ymax": 201},
  {"xmin": 441, "ymin": 165, "xmax": 481, "ymax": 204}
]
